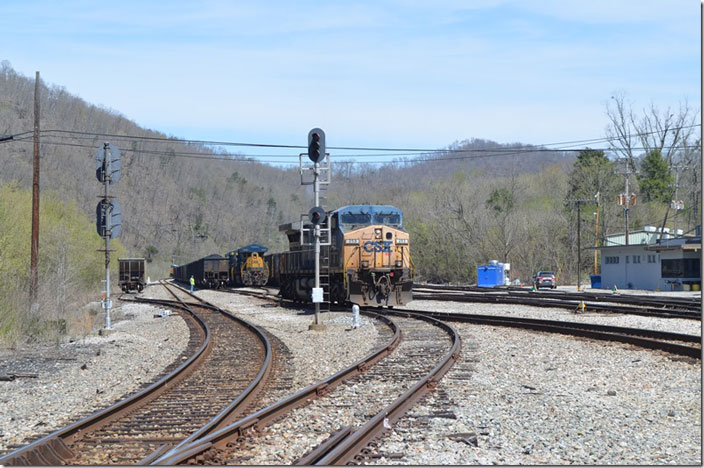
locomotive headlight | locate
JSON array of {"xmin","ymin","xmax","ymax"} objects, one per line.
[
  {"xmin": 345, "ymin": 238, "xmax": 360, "ymax": 245},
  {"xmin": 361, "ymin": 260, "xmax": 370, "ymax": 268},
  {"xmin": 395, "ymin": 238, "xmax": 408, "ymax": 245},
  {"xmin": 374, "ymin": 228, "xmax": 382, "ymax": 239},
  {"xmin": 395, "ymin": 260, "xmax": 403, "ymax": 267}
]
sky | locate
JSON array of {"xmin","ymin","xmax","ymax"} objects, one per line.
[{"xmin": 0, "ymin": 0, "xmax": 700, "ymax": 164}]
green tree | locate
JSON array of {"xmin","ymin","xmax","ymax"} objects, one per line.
[
  {"xmin": 563, "ymin": 149, "xmax": 620, "ymax": 281},
  {"xmin": 638, "ymin": 149, "xmax": 673, "ymax": 203},
  {"xmin": 486, "ymin": 187, "xmax": 514, "ymax": 214},
  {"xmin": 566, "ymin": 148, "xmax": 619, "ymax": 201},
  {"xmin": 145, "ymin": 245, "xmax": 158, "ymax": 263},
  {"xmin": 484, "ymin": 182, "xmax": 519, "ymax": 263}
]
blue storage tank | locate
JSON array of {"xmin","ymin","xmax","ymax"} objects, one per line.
[{"xmin": 477, "ymin": 262, "xmax": 505, "ymax": 288}]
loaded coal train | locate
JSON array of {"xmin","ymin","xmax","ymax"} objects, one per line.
[
  {"xmin": 171, "ymin": 205, "xmax": 414, "ymax": 307},
  {"xmin": 172, "ymin": 254, "xmax": 229, "ymax": 289}
]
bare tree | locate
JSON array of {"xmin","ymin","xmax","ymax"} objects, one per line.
[{"xmin": 606, "ymin": 92, "xmax": 700, "ymax": 170}]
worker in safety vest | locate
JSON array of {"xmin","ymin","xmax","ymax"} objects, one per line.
[{"xmin": 190, "ymin": 275, "xmax": 195, "ymax": 292}]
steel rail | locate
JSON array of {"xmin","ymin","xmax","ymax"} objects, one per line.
[
  {"xmin": 397, "ymin": 307, "xmax": 701, "ymax": 359},
  {"xmin": 138, "ymin": 282, "xmax": 274, "ymax": 464},
  {"xmin": 412, "ymin": 291, "xmax": 701, "ymax": 320},
  {"xmin": 310, "ymin": 309, "xmax": 461, "ymax": 466},
  {"xmin": 1, "ymin": 281, "xmax": 275, "ymax": 466},
  {"xmin": 150, "ymin": 310, "xmax": 401, "ymax": 465},
  {"xmin": 0, "ymin": 292, "xmax": 211, "ymax": 466},
  {"xmin": 414, "ymin": 283, "xmax": 702, "ymax": 310}
]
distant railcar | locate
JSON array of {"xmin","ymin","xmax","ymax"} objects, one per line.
[
  {"xmin": 173, "ymin": 254, "xmax": 229, "ymax": 289},
  {"xmin": 118, "ymin": 258, "xmax": 146, "ymax": 293},
  {"xmin": 226, "ymin": 244, "xmax": 269, "ymax": 286},
  {"xmin": 266, "ymin": 205, "xmax": 413, "ymax": 307}
]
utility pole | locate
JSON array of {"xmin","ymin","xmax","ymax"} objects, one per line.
[
  {"xmin": 568, "ymin": 199, "xmax": 590, "ymax": 291},
  {"xmin": 670, "ymin": 164, "xmax": 686, "ymax": 235},
  {"xmin": 617, "ymin": 158, "xmax": 635, "ymax": 245},
  {"xmin": 30, "ymin": 71, "xmax": 40, "ymax": 314},
  {"xmin": 593, "ymin": 192, "xmax": 600, "ymax": 275},
  {"xmin": 623, "ymin": 159, "xmax": 630, "ymax": 245}
]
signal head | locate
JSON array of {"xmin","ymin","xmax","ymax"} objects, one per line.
[
  {"xmin": 308, "ymin": 206, "xmax": 327, "ymax": 225},
  {"xmin": 307, "ymin": 128, "xmax": 326, "ymax": 163}
]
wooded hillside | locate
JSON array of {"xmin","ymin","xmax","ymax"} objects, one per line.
[{"xmin": 0, "ymin": 62, "xmax": 700, "ymax": 290}]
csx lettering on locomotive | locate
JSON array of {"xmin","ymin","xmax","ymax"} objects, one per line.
[{"xmin": 363, "ymin": 240, "xmax": 393, "ymax": 253}]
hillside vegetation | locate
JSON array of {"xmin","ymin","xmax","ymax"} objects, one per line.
[
  {"xmin": 0, "ymin": 182, "xmax": 127, "ymax": 344},
  {"xmin": 0, "ymin": 62, "xmax": 700, "ymax": 342}
]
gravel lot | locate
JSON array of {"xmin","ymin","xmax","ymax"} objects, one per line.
[{"xmin": 0, "ymin": 284, "xmax": 700, "ymax": 465}]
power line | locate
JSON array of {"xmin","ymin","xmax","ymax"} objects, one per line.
[
  {"xmin": 7, "ymin": 137, "xmax": 700, "ymax": 166},
  {"xmin": 1, "ymin": 125, "xmax": 700, "ymax": 165},
  {"xmin": 36, "ymin": 123, "xmax": 701, "ymax": 154}
]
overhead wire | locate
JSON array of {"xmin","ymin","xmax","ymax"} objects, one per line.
[
  {"xmin": 0, "ymin": 124, "xmax": 700, "ymax": 165},
  {"xmin": 37, "ymin": 123, "xmax": 701, "ymax": 153},
  {"xmin": 9, "ymin": 137, "xmax": 700, "ymax": 166}
]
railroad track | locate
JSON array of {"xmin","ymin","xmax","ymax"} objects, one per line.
[
  {"xmin": 147, "ymin": 308, "xmax": 460, "ymax": 465},
  {"xmin": 395, "ymin": 307, "xmax": 701, "ymax": 359},
  {"xmin": 229, "ymin": 285, "xmax": 700, "ymax": 358},
  {"xmin": 412, "ymin": 286, "xmax": 701, "ymax": 320},
  {"xmin": 415, "ymin": 283, "xmax": 701, "ymax": 309},
  {"xmin": 0, "ymin": 282, "xmax": 273, "ymax": 466}
]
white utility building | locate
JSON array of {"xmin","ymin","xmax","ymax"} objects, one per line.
[{"xmin": 597, "ymin": 226, "xmax": 701, "ymax": 291}]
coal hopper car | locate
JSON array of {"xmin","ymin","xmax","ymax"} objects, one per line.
[
  {"xmin": 118, "ymin": 258, "xmax": 146, "ymax": 293},
  {"xmin": 173, "ymin": 254, "xmax": 229, "ymax": 289}
]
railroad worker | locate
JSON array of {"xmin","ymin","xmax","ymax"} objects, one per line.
[{"xmin": 190, "ymin": 275, "xmax": 195, "ymax": 293}]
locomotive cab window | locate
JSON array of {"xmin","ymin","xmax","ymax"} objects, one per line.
[
  {"xmin": 340, "ymin": 213, "xmax": 371, "ymax": 230},
  {"xmin": 373, "ymin": 212, "xmax": 401, "ymax": 227}
]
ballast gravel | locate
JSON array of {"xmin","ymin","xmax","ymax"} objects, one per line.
[
  {"xmin": 0, "ymin": 301, "xmax": 189, "ymax": 454},
  {"xmin": 0, "ymin": 284, "xmax": 700, "ymax": 465},
  {"xmin": 195, "ymin": 289, "xmax": 381, "ymax": 392}
]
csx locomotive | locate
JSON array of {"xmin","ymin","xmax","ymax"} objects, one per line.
[
  {"xmin": 265, "ymin": 205, "xmax": 414, "ymax": 307},
  {"xmin": 226, "ymin": 244, "xmax": 270, "ymax": 286}
]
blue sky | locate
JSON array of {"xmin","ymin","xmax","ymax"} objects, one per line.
[{"xmin": 0, "ymin": 0, "xmax": 699, "ymax": 162}]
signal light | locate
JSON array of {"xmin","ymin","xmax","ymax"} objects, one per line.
[
  {"xmin": 307, "ymin": 128, "xmax": 326, "ymax": 163},
  {"xmin": 309, "ymin": 206, "xmax": 326, "ymax": 225}
]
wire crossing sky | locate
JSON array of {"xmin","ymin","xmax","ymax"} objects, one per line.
[{"xmin": 0, "ymin": 0, "xmax": 700, "ymax": 163}]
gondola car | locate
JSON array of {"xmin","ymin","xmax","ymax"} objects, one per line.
[
  {"xmin": 266, "ymin": 205, "xmax": 413, "ymax": 306},
  {"xmin": 226, "ymin": 244, "xmax": 269, "ymax": 286}
]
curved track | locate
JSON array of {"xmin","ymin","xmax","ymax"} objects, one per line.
[
  {"xmin": 0, "ymin": 282, "xmax": 273, "ymax": 466},
  {"xmin": 149, "ymin": 307, "xmax": 460, "ymax": 465},
  {"xmin": 226, "ymin": 285, "xmax": 700, "ymax": 358}
]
